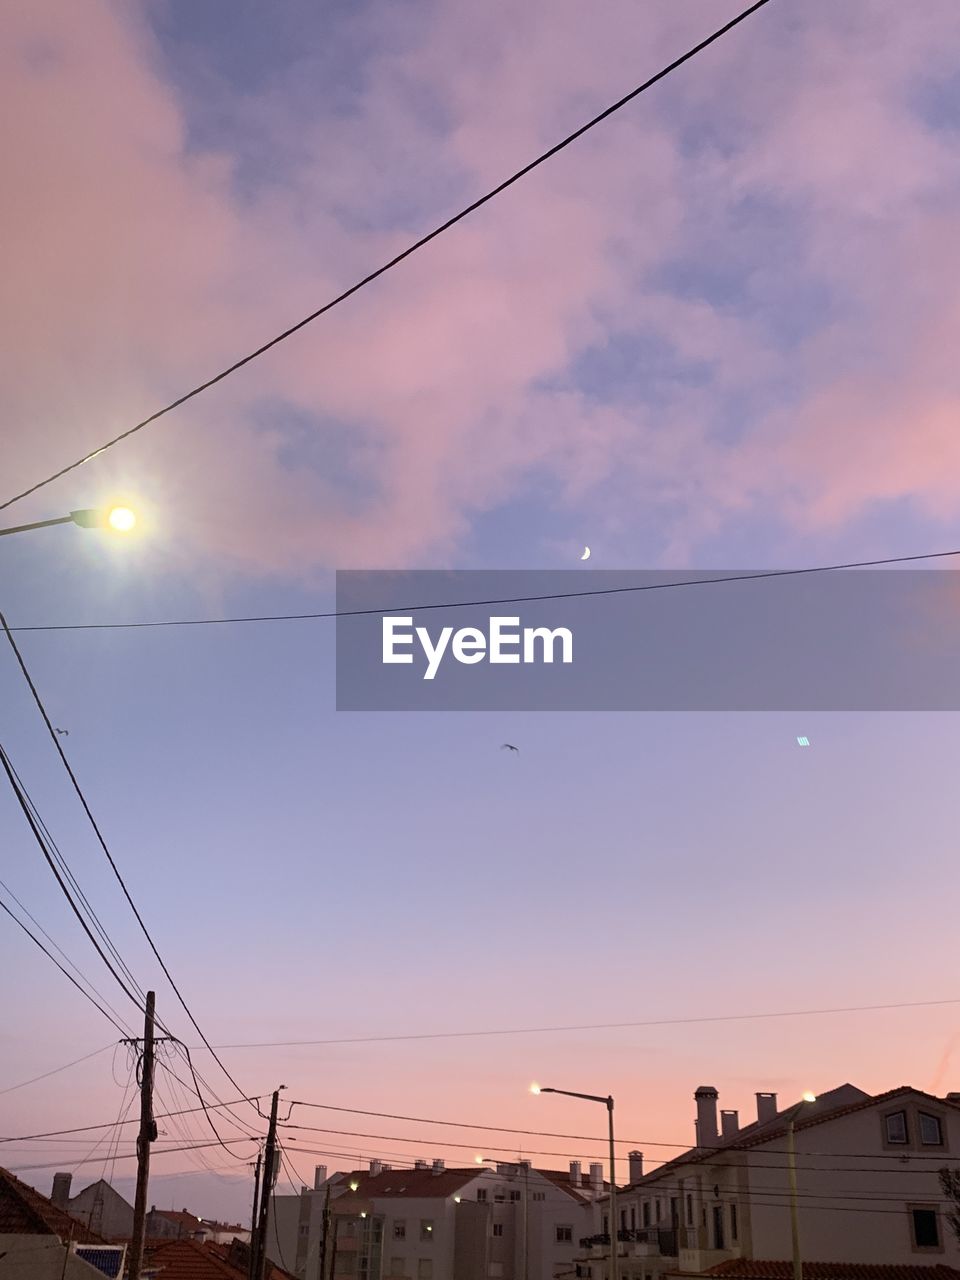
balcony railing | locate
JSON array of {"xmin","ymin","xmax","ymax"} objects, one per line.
[{"xmin": 576, "ymin": 1228, "xmax": 678, "ymax": 1256}]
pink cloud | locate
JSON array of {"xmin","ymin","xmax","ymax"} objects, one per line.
[{"xmin": 3, "ymin": 0, "xmax": 960, "ymax": 580}]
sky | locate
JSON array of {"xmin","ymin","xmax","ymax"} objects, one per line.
[{"xmin": 2, "ymin": 0, "xmax": 960, "ymax": 1224}]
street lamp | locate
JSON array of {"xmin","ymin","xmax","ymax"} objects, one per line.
[
  {"xmin": 533, "ymin": 1085, "xmax": 619, "ymax": 1280},
  {"xmin": 0, "ymin": 506, "xmax": 137, "ymax": 538},
  {"xmin": 787, "ymin": 1092, "xmax": 816, "ymax": 1280}
]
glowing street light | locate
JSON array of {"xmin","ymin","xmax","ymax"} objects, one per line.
[
  {"xmin": 0, "ymin": 506, "xmax": 139, "ymax": 538},
  {"xmin": 534, "ymin": 1086, "xmax": 619, "ymax": 1280}
]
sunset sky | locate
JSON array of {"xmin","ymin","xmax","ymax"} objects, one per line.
[{"xmin": 2, "ymin": 0, "xmax": 960, "ymax": 1221}]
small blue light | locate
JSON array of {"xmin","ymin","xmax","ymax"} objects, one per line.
[{"xmin": 796, "ymin": 736, "xmax": 810, "ymax": 747}]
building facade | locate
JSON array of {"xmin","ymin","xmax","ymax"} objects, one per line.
[
  {"xmin": 575, "ymin": 1083, "xmax": 960, "ymax": 1279},
  {"xmin": 269, "ymin": 1156, "xmax": 606, "ymax": 1279}
]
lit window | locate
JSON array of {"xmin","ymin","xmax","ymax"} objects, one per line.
[
  {"xmin": 885, "ymin": 1111, "xmax": 908, "ymax": 1144},
  {"xmin": 912, "ymin": 1208, "xmax": 940, "ymax": 1249},
  {"xmin": 393, "ymin": 1222, "xmax": 406, "ymax": 1240},
  {"xmin": 492, "ymin": 1223, "xmax": 504, "ymax": 1238},
  {"xmin": 556, "ymin": 1225, "xmax": 573, "ymax": 1243},
  {"xmin": 919, "ymin": 1113, "xmax": 943, "ymax": 1146}
]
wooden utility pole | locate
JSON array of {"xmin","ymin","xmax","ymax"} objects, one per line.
[
  {"xmin": 253, "ymin": 1088, "xmax": 282, "ymax": 1280},
  {"xmin": 247, "ymin": 1150, "xmax": 263, "ymax": 1280},
  {"xmin": 127, "ymin": 991, "xmax": 156, "ymax": 1280}
]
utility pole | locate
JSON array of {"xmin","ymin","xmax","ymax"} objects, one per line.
[
  {"xmin": 127, "ymin": 991, "xmax": 156, "ymax": 1280},
  {"xmin": 787, "ymin": 1118, "xmax": 802, "ymax": 1280},
  {"xmin": 248, "ymin": 1150, "xmax": 263, "ymax": 1280},
  {"xmin": 318, "ymin": 1183, "xmax": 331, "ymax": 1280},
  {"xmin": 253, "ymin": 1088, "xmax": 283, "ymax": 1280},
  {"xmin": 607, "ymin": 1096, "xmax": 619, "ymax": 1280}
]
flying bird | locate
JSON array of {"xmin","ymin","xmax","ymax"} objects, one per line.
[
  {"xmin": 55, "ymin": 727, "xmax": 69, "ymax": 736},
  {"xmin": 500, "ymin": 743, "xmax": 519, "ymax": 753}
]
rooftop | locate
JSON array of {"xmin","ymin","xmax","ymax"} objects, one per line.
[{"xmin": 0, "ymin": 1168, "xmax": 108, "ymax": 1245}]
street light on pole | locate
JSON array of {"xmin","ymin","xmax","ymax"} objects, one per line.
[
  {"xmin": 0, "ymin": 506, "xmax": 137, "ymax": 538},
  {"xmin": 787, "ymin": 1092, "xmax": 816, "ymax": 1280},
  {"xmin": 532, "ymin": 1084, "xmax": 619, "ymax": 1280}
]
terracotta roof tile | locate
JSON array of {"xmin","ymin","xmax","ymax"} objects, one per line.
[{"xmin": 0, "ymin": 1167, "xmax": 108, "ymax": 1245}]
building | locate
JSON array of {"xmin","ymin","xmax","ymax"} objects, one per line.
[
  {"xmin": 576, "ymin": 1083, "xmax": 960, "ymax": 1279},
  {"xmin": 268, "ymin": 1156, "xmax": 608, "ymax": 1279},
  {"xmin": 52, "ymin": 1174, "xmax": 180, "ymax": 1242},
  {"xmin": 0, "ymin": 1167, "xmax": 125, "ymax": 1278}
]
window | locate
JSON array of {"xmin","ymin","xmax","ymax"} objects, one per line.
[
  {"xmin": 532, "ymin": 1192, "xmax": 545, "ymax": 1202},
  {"xmin": 390, "ymin": 1263, "xmax": 405, "ymax": 1278},
  {"xmin": 556, "ymin": 1225, "xmax": 573, "ymax": 1243},
  {"xmin": 911, "ymin": 1208, "xmax": 940, "ymax": 1250},
  {"xmin": 509, "ymin": 1190, "xmax": 521, "ymax": 1202},
  {"xmin": 712, "ymin": 1205, "xmax": 725, "ymax": 1250},
  {"xmin": 642, "ymin": 1202, "xmax": 650, "ymax": 1228},
  {"xmin": 919, "ymin": 1113, "xmax": 944, "ymax": 1146},
  {"xmin": 655, "ymin": 1199, "xmax": 662, "ymax": 1223},
  {"xmin": 885, "ymin": 1110, "xmax": 909, "ymax": 1144},
  {"xmin": 477, "ymin": 1190, "xmax": 487, "ymax": 1203},
  {"xmin": 629, "ymin": 1206, "xmax": 636, "ymax": 1230},
  {"xmin": 620, "ymin": 1210, "xmax": 627, "ymax": 1230},
  {"xmin": 670, "ymin": 1198, "xmax": 679, "ymax": 1227},
  {"xmin": 417, "ymin": 1262, "xmax": 432, "ymax": 1280},
  {"xmin": 419, "ymin": 1220, "xmax": 434, "ymax": 1242},
  {"xmin": 393, "ymin": 1222, "xmax": 406, "ymax": 1241},
  {"xmin": 730, "ymin": 1203, "xmax": 738, "ymax": 1242},
  {"xmin": 492, "ymin": 1223, "xmax": 504, "ymax": 1238},
  {"xmin": 488, "ymin": 1266, "xmax": 504, "ymax": 1278},
  {"xmin": 685, "ymin": 1194, "xmax": 693, "ymax": 1226}
]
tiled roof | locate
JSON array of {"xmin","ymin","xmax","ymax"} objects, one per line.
[
  {"xmin": 153, "ymin": 1209, "xmax": 206, "ymax": 1234},
  {"xmin": 0, "ymin": 1167, "xmax": 108, "ymax": 1245},
  {"xmin": 334, "ymin": 1167, "xmax": 480, "ymax": 1200},
  {"xmin": 538, "ymin": 1169, "xmax": 606, "ymax": 1201},
  {"xmin": 701, "ymin": 1263, "xmax": 960, "ymax": 1279}
]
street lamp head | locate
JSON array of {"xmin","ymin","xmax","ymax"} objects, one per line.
[
  {"xmin": 802, "ymin": 1091, "xmax": 817, "ymax": 1103},
  {"xmin": 69, "ymin": 506, "xmax": 137, "ymax": 533},
  {"xmin": 107, "ymin": 506, "xmax": 136, "ymax": 532},
  {"xmin": 529, "ymin": 1083, "xmax": 542, "ymax": 1095}
]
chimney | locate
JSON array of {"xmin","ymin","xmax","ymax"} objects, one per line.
[
  {"xmin": 431, "ymin": 1159, "xmax": 445, "ymax": 1175},
  {"xmin": 51, "ymin": 1173, "xmax": 72, "ymax": 1208},
  {"xmin": 569, "ymin": 1161, "xmax": 581, "ymax": 1187},
  {"xmin": 756, "ymin": 1092, "xmax": 778, "ymax": 1124},
  {"xmin": 628, "ymin": 1151, "xmax": 643, "ymax": 1183},
  {"xmin": 369, "ymin": 1160, "xmax": 384, "ymax": 1176},
  {"xmin": 314, "ymin": 1166, "xmax": 327, "ymax": 1190},
  {"xmin": 695, "ymin": 1086, "xmax": 719, "ymax": 1147},
  {"xmin": 589, "ymin": 1162, "xmax": 603, "ymax": 1193},
  {"xmin": 415, "ymin": 1160, "xmax": 429, "ymax": 1170},
  {"xmin": 721, "ymin": 1110, "xmax": 740, "ymax": 1140}
]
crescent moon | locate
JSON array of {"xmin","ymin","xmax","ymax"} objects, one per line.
[{"xmin": 580, "ymin": 546, "xmax": 591, "ymax": 561}]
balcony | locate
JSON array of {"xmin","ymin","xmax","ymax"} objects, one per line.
[{"xmin": 576, "ymin": 1228, "xmax": 678, "ymax": 1258}]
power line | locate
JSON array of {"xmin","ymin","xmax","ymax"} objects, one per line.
[
  {"xmin": 0, "ymin": 1042, "xmax": 116, "ymax": 1098},
  {"xmin": 0, "ymin": 0, "xmax": 773, "ymax": 514},
  {"xmin": 0, "ymin": 1093, "xmax": 269, "ymax": 1143},
  {"xmin": 10, "ymin": 548, "xmax": 960, "ymax": 634},
  {"xmin": 211, "ymin": 993, "xmax": 960, "ymax": 1050},
  {"xmin": 1, "ymin": 613, "xmax": 261, "ymax": 1119},
  {"xmin": 0, "ymin": 875, "xmax": 135, "ymax": 1035},
  {"xmin": 0, "ymin": 894, "xmax": 129, "ymax": 1034}
]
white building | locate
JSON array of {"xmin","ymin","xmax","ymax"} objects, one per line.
[
  {"xmin": 576, "ymin": 1083, "xmax": 960, "ymax": 1279},
  {"xmin": 268, "ymin": 1156, "xmax": 607, "ymax": 1279}
]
